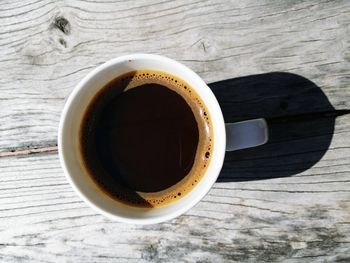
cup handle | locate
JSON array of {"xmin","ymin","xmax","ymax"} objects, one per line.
[{"xmin": 225, "ymin": 119, "xmax": 268, "ymax": 151}]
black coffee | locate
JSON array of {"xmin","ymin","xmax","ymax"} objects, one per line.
[{"xmin": 80, "ymin": 70, "xmax": 212, "ymax": 207}]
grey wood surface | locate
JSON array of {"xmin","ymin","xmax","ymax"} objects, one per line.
[{"xmin": 0, "ymin": 0, "xmax": 350, "ymax": 262}]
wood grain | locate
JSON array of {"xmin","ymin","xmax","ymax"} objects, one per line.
[
  {"xmin": 1, "ymin": 0, "xmax": 350, "ymax": 262},
  {"xmin": 0, "ymin": 0, "xmax": 350, "ymax": 152},
  {"xmin": 0, "ymin": 115, "xmax": 350, "ymax": 262}
]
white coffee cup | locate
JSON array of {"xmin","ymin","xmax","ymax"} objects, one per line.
[{"xmin": 58, "ymin": 54, "xmax": 268, "ymax": 224}]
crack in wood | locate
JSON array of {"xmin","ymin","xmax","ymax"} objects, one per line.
[{"xmin": 267, "ymin": 109, "xmax": 350, "ymax": 123}]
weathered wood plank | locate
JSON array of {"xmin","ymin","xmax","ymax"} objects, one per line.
[
  {"xmin": 1, "ymin": 0, "xmax": 350, "ymax": 151},
  {"xmin": 1, "ymin": 0, "xmax": 350, "ymax": 262},
  {"xmin": 0, "ymin": 114, "xmax": 349, "ymax": 262}
]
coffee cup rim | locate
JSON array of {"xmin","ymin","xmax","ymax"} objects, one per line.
[{"xmin": 58, "ymin": 54, "xmax": 226, "ymax": 224}]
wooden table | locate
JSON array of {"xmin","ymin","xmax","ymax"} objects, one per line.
[{"xmin": 1, "ymin": 0, "xmax": 350, "ymax": 262}]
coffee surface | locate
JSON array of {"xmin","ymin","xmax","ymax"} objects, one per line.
[{"xmin": 80, "ymin": 70, "xmax": 212, "ymax": 207}]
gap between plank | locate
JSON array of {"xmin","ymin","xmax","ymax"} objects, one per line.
[
  {"xmin": 0, "ymin": 109, "xmax": 349, "ymax": 159},
  {"xmin": 0, "ymin": 146, "xmax": 58, "ymax": 158}
]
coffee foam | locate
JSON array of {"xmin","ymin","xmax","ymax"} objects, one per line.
[{"xmin": 80, "ymin": 70, "xmax": 213, "ymax": 208}]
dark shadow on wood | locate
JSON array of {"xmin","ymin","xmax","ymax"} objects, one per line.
[{"xmin": 209, "ymin": 72, "xmax": 349, "ymax": 182}]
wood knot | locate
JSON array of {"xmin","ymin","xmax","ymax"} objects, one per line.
[
  {"xmin": 52, "ymin": 16, "xmax": 71, "ymax": 35},
  {"xmin": 58, "ymin": 38, "xmax": 67, "ymax": 48}
]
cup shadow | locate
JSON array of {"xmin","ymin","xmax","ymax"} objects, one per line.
[{"xmin": 208, "ymin": 72, "xmax": 348, "ymax": 182}]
